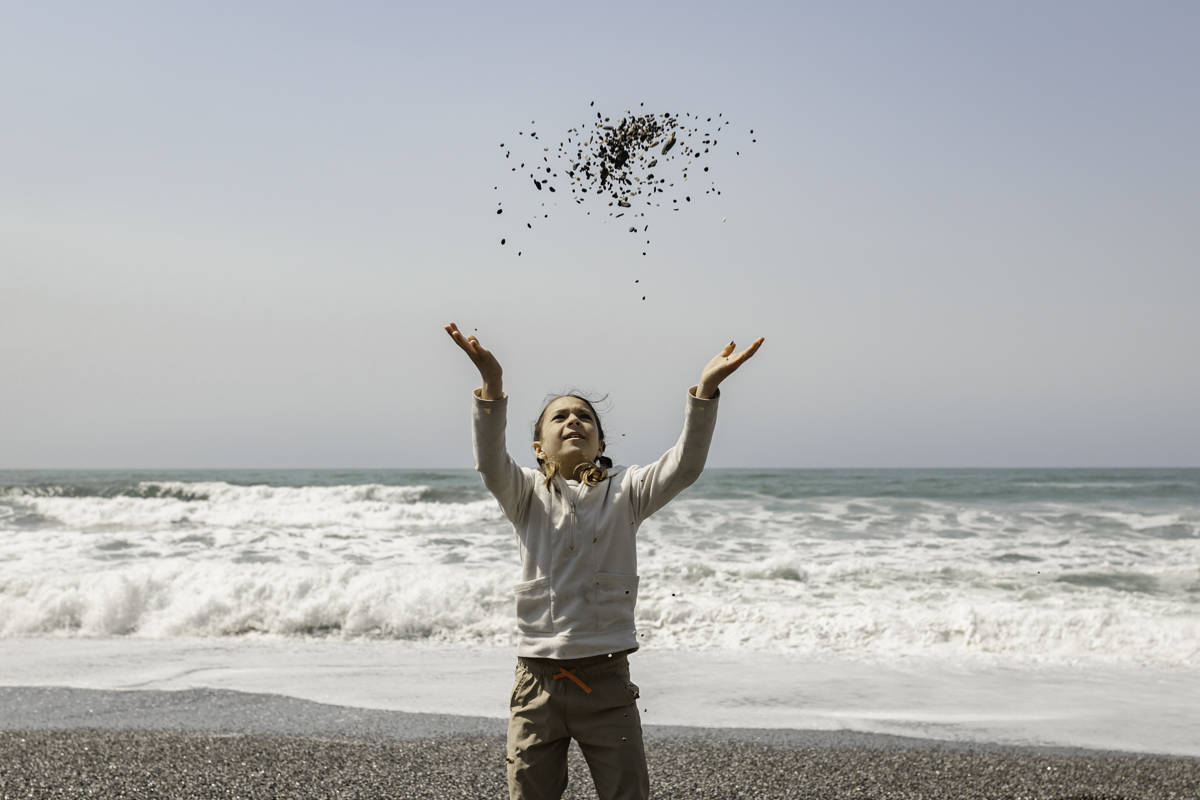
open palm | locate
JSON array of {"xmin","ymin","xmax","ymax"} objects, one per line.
[
  {"xmin": 445, "ymin": 322, "xmax": 503, "ymax": 398},
  {"xmin": 698, "ymin": 338, "xmax": 764, "ymax": 398}
]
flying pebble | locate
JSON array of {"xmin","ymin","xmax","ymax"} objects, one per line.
[{"xmin": 494, "ymin": 102, "xmax": 756, "ymax": 260}]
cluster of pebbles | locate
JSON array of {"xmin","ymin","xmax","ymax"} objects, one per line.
[{"xmin": 494, "ymin": 102, "xmax": 756, "ymax": 276}]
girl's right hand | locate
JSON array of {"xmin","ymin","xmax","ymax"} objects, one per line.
[{"xmin": 445, "ymin": 322, "xmax": 503, "ymax": 400}]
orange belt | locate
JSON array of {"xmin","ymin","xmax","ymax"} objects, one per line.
[{"xmin": 551, "ymin": 667, "xmax": 593, "ymax": 694}]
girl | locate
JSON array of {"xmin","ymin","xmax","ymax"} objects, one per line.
[{"xmin": 444, "ymin": 322, "xmax": 763, "ymax": 800}]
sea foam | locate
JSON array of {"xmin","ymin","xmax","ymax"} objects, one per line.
[{"xmin": 2, "ymin": 471, "xmax": 1197, "ymax": 670}]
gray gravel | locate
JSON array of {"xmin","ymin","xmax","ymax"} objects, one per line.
[
  {"xmin": 1, "ymin": 687, "xmax": 1195, "ymax": 799},
  {"xmin": 4, "ymin": 729, "xmax": 1199, "ymax": 799}
]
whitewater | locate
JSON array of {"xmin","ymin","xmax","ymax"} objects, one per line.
[{"xmin": 2, "ymin": 468, "xmax": 1198, "ymax": 755}]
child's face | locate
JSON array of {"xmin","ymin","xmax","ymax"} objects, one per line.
[{"xmin": 534, "ymin": 396, "xmax": 603, "ymax": 471}]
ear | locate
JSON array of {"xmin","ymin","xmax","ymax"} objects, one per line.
[{"xmin": 532, "ymin": 441, "xmax": 545, "ymax": 461}]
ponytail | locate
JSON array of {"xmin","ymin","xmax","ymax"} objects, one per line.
[{"xmin": 538, "ymin": 456, "xmax": 610, "ymax": 489}]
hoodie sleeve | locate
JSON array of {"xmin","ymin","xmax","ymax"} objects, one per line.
[
  {"xmin": 627, "ymin": 387, "xmax": 719, "ymax": 522},
  {"xmin": 472, "ymin": 390, "xmax": 535, "ymax": 526}
]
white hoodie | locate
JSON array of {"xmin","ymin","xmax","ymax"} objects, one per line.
[{"xmin": 472, "ymin": 388, "xmax": 719, "ymax": 659}]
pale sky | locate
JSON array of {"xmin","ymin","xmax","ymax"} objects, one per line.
[{"xmin": 3, "ymin": 1, "xmax": 1197, "ymax": 468}]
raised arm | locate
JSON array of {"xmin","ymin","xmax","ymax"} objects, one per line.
[
  {"xmin": 632, "ymin": 337, "xmax": 765, "ymax": 520},
  {"xmin": 445, "ymin": 322, "xmax": 504, "ymax": 400},
  {"xmin": 445, "ymin": 322, "xmax": 532, "ymax": 524}
]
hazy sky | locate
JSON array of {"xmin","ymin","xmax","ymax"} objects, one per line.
[{"xmin": 3, "ymin": 1, "xmax": 1197, "ymax": 468}]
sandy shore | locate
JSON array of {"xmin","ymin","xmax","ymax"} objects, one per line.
[{"xmin": 2, "ymin": 687, "xmax": 1196, "ymax": 799}]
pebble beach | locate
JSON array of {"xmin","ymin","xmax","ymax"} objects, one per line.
[{"xmin": 2, "ymin": 687, "xmax": 1196, "ymax": 799}]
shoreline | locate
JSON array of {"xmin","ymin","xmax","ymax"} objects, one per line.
[
  {"xmin": 1, "ymin": 688, "xmax": 1195, "ymax": 800},
  {"xmin": 5, "ymin": 637, "xmax": 1198, "ymax": 759},
  {"xmin": 1, "ymin": 685, "xmax": 1192, "ymax": 760}
]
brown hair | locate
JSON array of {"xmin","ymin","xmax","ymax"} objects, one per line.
[{"xmin": 533, "ymin": 394, "xmax": 613, "ymax": 488}]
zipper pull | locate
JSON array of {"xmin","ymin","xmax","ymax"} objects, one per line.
[{"xmin": 569, "ymin": 498, "xmax": 577, "ymax": 550}]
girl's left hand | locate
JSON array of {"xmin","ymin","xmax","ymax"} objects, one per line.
[{"xmin": 697, "ymin": 338, "xmax": 764, "ymax": 399}]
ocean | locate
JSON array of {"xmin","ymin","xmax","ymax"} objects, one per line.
[{"xmin": 3, "ymin": 467, "xmax": 1198, "ymax": 754}]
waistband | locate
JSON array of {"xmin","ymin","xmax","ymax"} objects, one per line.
[{"xmin": 517, "ymin": 649, "xmax": 634, "ymax": 677}]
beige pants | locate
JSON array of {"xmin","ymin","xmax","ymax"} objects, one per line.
[{"xmin": 506, "ymin": 652, "xmax": 648, "ymax": 800}]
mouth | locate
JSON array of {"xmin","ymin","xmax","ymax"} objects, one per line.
[{"xmin": 563, "ymin": 432, "xmax": 585, "ymax": 441}]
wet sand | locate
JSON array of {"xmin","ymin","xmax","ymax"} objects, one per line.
[{"xmin": 1, "ymin": 687, "xmax": 1195, "ymax": 799}]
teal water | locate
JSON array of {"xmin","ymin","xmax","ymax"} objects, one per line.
[{"xmin": 4, "ymin": 466, "xmax": 1198, "ymax": 501}]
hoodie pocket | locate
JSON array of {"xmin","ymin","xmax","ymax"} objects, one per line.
[
  {"xmin": 594, "ymin": 572, "xmax": 639, "ymax": 631},
  {"xmin": 514, "ymin": 576, "xmax": 554, "ymax": 634}
]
